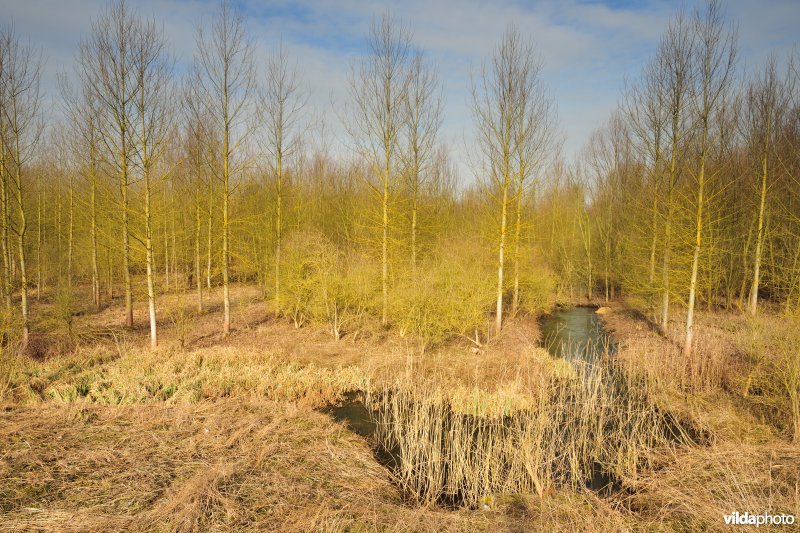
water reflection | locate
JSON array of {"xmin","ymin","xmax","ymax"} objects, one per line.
[{"xmin": 539, "ymin": 306, "xmax": 616, "ymax": 361}]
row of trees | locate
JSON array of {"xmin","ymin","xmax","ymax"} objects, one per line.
[
  {"xmin": 0, "ymin": 26, "xmax": 42, "ymax": 346},
  {"xmin": 575, "ymin": 0, "xmax": 799, "ymax": 353},
  {"xmin": 2, "ymin": 0, "xmax": 796, "ymax": 356},
  {"xmin": 0, "ymin": 1, "xmax": 557, "ymax": 350}
]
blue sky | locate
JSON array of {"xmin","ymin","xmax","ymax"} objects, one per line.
[{"xmin": 1, "ymin": 0, "xmax": 798, "ymax": 183}]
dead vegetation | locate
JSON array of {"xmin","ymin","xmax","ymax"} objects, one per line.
[
  {"xmin": 0, "ymin": 400, "xmax": 462, "ymax": 531},
  {"xmin": 0, "ymin": 400, "xmax": 636, "ymax": 532},
  {"xmin": 1, "ymin": 287, "xmax": 799, "ymax": 530},
  {"xmin": 626, "ymin": 443, "xmax": 800, "ymax": 530},
  {"xmin": 602, "ymin": 302, "xmax": 800, "ymax": 443},
  {"xmin": 365, "ymin": 358, "xmax": 699, "ymax": 508}
]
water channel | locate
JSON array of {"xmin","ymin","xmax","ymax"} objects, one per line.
[{"xmin": 538, "ymin": 306, "xmax": 616, "ymax": 361}]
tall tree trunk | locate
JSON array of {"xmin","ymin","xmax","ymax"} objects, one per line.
[
  {"xmin": 36, "ymin": 188, "xmax": 42, "ymax": 301},
  {"xmin": 0, "ymin": 147, "xmax": 10, "ymax": 311},
  {"xmin": 0, "ymin": 154, "xmax": 14, "ymax": 311},
  {"xmin": 139, "ymin": 75, "xmax": 158, "ymax": 349},
  {"xmin": 381, "ymin": 169, "xmax": 389, "ymax": 327},
  {"xmin": 496, "ymin": 183, "xmax": 508, "ymax": 333},
  {"xmin": 512, "ymin": 185, "xmax": 522, "ymax": 314},
  {"xmin": 749, "ymin": 151, "xmax": 768, "ymax": 316},
  {"xmin": 195, "ymin": 170, "xmax": 203, "ymax": 313},
  {"xmin": 145, "ymin": 173, "xmax": 157, "ymax": 350},
  {"xmin": 67, "ymin": 175, "xmax": 74, "ymax": 288},
  {"xmin": 12, "ymin": 155, "xmax": 29, "ymax": 346},
  {"xmin": 222, "ymin": 130, "xmax": 231, "ymax": 337},
  {"xmin": 274, "ymin": 151, "xmax": 282, "ymax": 313},
  {"xmin": 206, "ymin": 172, "xmax": 213, "ymax": 290},
  {"xmin": 685, "ymin": 155, "xmax": 707, "ymax": 357},
  {"xmin": 121, "ymin": 129, "xmax": 133, "ymax": 328}
]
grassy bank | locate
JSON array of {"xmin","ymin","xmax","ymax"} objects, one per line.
[{"xmin": 1, "ymin": 286, "xmax": 798, "ymax": 530}]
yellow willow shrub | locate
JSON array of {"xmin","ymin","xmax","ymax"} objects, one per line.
[
  {"xmin": 516, "ymin": 258, "xmax": 557, "ymax": 314},
  {"xmin": 279, "ymin": 230, "xmax": 374, "ymax": 338},
  {"xmin": 389, "ymin": 242, "xmax": 495, "ymax": 349},
  {"xmin": 365, "ymin": 358, "xmax": 701, "ymax": 507}
]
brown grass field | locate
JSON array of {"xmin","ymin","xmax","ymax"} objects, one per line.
[{"xmin": 1, "ymin": 283, "xmax": 798, "ymax": 531}]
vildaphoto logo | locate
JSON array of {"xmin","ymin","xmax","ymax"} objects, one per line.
[{"xmin": 723, "ymin": 512, "xmax": 795, "ymax": 527}]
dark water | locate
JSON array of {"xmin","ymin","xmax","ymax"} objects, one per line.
[
  {"xmin": 326, "ymin": 398, "xmax": 375, "ymax": 438},
  {"xmin": 539, "ymin": 306, "xmax": 616, "ymax": 361},
  {"xmin": 323, "ymin": 310, "xmax": 627, "ymax": 502},
  {"xmin": 324, "ymin": 396, "xmax": 401, "ymax": 469},
  {"xmin": 325, "ymin": 393, "xmax": 622, "ymax": 498}
]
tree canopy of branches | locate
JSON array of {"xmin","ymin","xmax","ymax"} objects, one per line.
[{"xmin": 0, "ymin": 0, "xmax": 797, "ymax": 358}]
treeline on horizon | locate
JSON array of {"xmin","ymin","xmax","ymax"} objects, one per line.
[{"xmin": 0, "ymin": 0, "xmax": 797, "ymax": 353}]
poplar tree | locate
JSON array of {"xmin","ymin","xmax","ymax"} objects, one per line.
[
  {"xmin": 346, "ymin": 14, "xmax": 412, "ymax": 327},
  {"xmin": 195, "ymin": 0, "xmax": 257, "ymax": 337},
  {"xmin": 0, "ymin": 25, "xmax": 43, "ymax": 346}
]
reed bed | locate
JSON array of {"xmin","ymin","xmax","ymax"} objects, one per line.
[{"xmin": 364, "ymin": 354, "xmax": 701, "ymax": 508}]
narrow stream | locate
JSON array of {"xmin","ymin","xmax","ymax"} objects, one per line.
[
  {"xmin": 539, "ymin": 306, "xmax": 616, "ymax": 361},
  {"xmin": 322, "ymin": 308, "xmax": 696, "ymax": 506}
]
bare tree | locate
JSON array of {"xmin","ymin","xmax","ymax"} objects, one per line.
[
  {"xmin": 472, "ymin": 26, "xmax": 550, "ymax": 332},
  {"xmin": 60, "ymin": 67, "xmax": 103, "ymax": 309},
  {"xmin": 0, "ymin": 25, "xmax": 44, "ymax": 347},
  {"xmin": 624, "ymin": 53, "xmax": 669, "ymax": 301},
  {"xmin": 79, "ymin": 0, "xmax": 139, "ymax": 328},
  {"xmin": 132, "ymin": 14, "xmax": 174, "ymax": 350},
  {"xmin": 585, "ymin": 113, "xmax": 629, "ymax": 303},
  {"xmin": 262, "ymin": 42, "xmax": 306, "ymax": 314},
  {"xmin": 0, "ymin": 28, "xmax": 12, "ymax": 312},
  {"xmin": 655, "ymin": 10, "xmax": 694, "ymax": 333},
  {"xmin": 195, "ymin": 0, "xmax": 257, "ymax": 337},
  {"xmin": 345, "ymin": 14, "xmax": 412, "ymax": 326},
  {"xmin": 183, "ymin": 67, "xmax": 209, "ymax": 313},
  {"xmin": 743, "ymin": 56, "xmax": 787, "ymax": 317},
  {"xmin": 510, "ymin": 48, "xmax": 554, "ymax": 313},
  {"xmin": 402, "ymin": 51, "xmax": 441, "ymax": 269},
  {"xmin": 684, "ymin": 0, "xmax": 736, "ymax": 356}
]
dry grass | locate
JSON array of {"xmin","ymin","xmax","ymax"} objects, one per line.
[
  {"xmin": 3, "ymin": 345, "xmax": 368, "ymax": 410},
  {"xmin": 627, "ymin": 443, "xmax": 800, "ymax": 530},
  {"xmin": 600, "ymin": 304, "xmax": 799, "ymax": 443},
  {"xmin": 602, "ymin": 306, "xmax": 730, "ymax": 395},
  {"xmin": 0, "ymin": 400, "xmax": 636, "ymax": 532},
  {"xmin": 0, "ymin": 400, "xmax": 425, "ymax": 531},
  {"xmin": 3, "ymin": 284, "xmax": 799, "ymax": 530}
]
